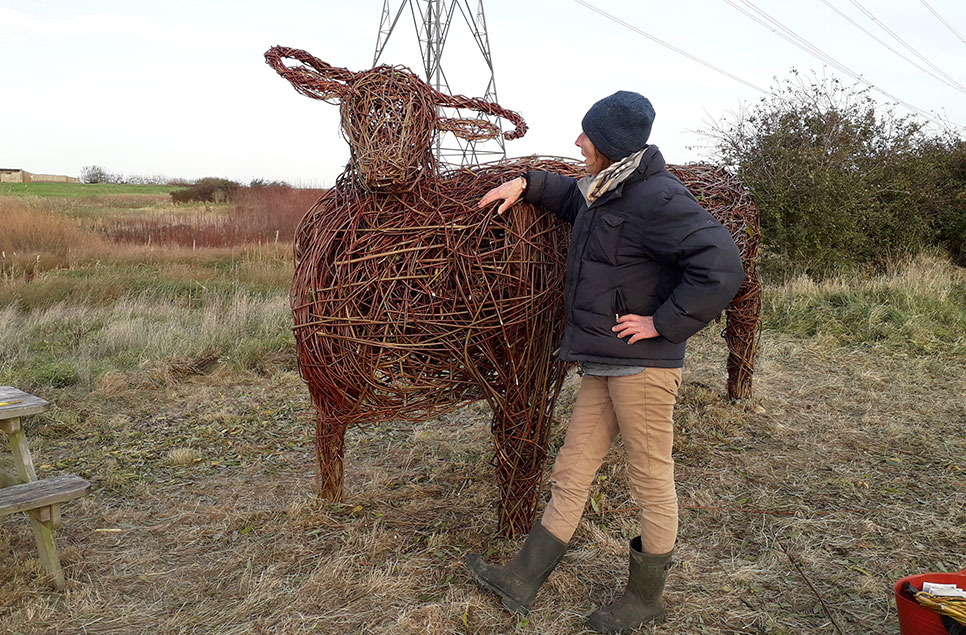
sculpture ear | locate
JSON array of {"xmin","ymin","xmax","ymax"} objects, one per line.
[
  {"xmin": 437, "ymin": 117, "xmax": 502, "ymax": 141},
  {"xmin": 434, "ymin": 92, "xmax": 528, "ymax": 141},
  {"xmin": 264, "ymin": 46, "xmax": 354, "ymax": 104}
]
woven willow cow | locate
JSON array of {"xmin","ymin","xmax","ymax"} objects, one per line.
[{"xmin": 266, "ymin": 46, "xmax": 761, "ymax": 536}]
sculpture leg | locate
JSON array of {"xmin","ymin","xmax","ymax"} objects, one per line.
[
  {"xmin": 490, "ymin": 363, "xmax": 567, "ymax": 537},
  {"xmin": 316, "ymin": 414, "xmax": 347, "ymax": 500},
  {"xmin": 724, "ymin": 268, "xmax": 762, "ymax": 400},
  {"xmin": 491, "ymin": 412, "xmax": 544, "ymax": 537}
]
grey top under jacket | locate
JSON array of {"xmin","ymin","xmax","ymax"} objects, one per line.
[{"xmin": 581, "ymin": 361, "xmax": 645, "ymax": 377}]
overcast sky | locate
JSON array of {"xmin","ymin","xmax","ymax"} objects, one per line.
[{"xmin": 2, "ymin": 0, "xmax": 965, "ymax": 186}]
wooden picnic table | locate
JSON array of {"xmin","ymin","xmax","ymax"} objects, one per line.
[{"xmin": 1, "ymin": 386, "xmax": 89, "ymax": 589}]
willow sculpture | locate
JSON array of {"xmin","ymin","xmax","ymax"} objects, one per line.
[
  {"xmin": 266, "ymin": 46, "xmax": 761, "ymax": 536},
  {"xmin": 667, "ymin": 165, "xmax": 762, "ymax": 400}
]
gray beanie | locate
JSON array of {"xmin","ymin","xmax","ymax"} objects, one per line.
[{"xmin": 581, "ymin": 91, "xmax": 655, "ymax": 162}]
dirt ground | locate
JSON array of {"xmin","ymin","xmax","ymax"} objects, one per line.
[{"xmin": 1, "ymin": 328, "xmax": 964, "ymax": 634}]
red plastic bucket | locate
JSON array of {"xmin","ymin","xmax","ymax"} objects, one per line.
[{"xmin": 894, "ymin": 569, "xmax": 966, "ymax": 635}]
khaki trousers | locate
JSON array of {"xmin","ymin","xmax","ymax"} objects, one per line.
[{"xmin": 540, "ymin": 368, "xmax": 682, "ymax": 554}]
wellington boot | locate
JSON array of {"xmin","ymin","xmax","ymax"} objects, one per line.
[
  {"xmin": 586, "ymin": 537, "xmax": 672, "ymax": 633},
  {"xmin": 465, "ymin": 523, "xmax": 568, "ymax": 614}
]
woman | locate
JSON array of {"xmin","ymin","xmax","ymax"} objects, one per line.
[{"xmin": 466, "ymin": 91, "xmax": 745, "ymax": 633}]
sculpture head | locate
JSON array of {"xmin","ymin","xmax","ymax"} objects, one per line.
[{"xmin": 265, "ymin": 46, "xmax": 527, "ymax": 193}]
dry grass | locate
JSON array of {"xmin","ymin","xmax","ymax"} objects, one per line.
[
  {"xmin": 0, "ymin": 199, "xmax": 96, "ymax": 254},
  {"xmin": 95, "ymin": 187, "xmax": 323, "ymax": 248},
  {"xmin": 0, "ymin": 326, "xmax": 963, "ymax": 634},
  {"xmin": 764, "ymin": 253, "xmax": 966, "ymax": 357},
  {"xmin": 0, "ymin": 196, "xmax": 298, "ymax": 285},
  {"xmin": 0, "ymin": 197, "xmax": 111, "ymax": 274},
  {"xmin": 0, "ymin": 291, "xmax": 293, "ymax": 394},
  {"xmin": 1, "ymin": 193, "xmax": 964, "ymax": 633}
]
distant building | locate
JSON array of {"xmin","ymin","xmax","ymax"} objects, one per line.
[{"xmin": 0, "ymin": 168, "xmax": 79, "ymax": 183}]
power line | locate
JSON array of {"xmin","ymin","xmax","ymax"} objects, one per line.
[
  {"xmin": 848, "ymin": 0, "xmax": 964, "ymax": 90},
  {"xmin": 817, "ymin": 0, "xmax": 965, "ymax": 94},
  {"xmin": 722, "ymin": 0, "xmax": 957, "ymax": 127},
  {"xmin": 375, "ymin": 1, "xmax": 508, "ymax": 166},
  {"xmin": 572, "ymin": 0, "xmax": 960, "ymax": 129},
  {"xmin": 570, "ymin": 0, "xmax": 767, "ymax": 94},
  {"xmin": 919, "ymin": 0, "xmax": 966, "ymax": 46}
]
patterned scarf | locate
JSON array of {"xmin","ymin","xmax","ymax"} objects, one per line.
[{"xmin": 580, "ymin": 148, "xmax": 647, "ymax": 204}]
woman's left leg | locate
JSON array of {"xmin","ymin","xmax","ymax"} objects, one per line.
[
  {"xmin": 586, "ymin": 366, "xmax": 681, "ymax": 633},
  {"xmin": 609, "ymin": 367, "xmax": 681, "ymax": 553}
]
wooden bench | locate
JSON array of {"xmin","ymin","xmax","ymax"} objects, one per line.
[{"xmin": 1, "ymin": 386, "xmax": 90, "ymax": 589}]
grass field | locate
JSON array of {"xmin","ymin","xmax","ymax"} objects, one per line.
[
  {"xmin": 0, "ymin": 192, "xmax": 964, "ymax": 634},
  {"xmin": 0, "ymin": 183, "xmax": 178, "ymax": 198}
]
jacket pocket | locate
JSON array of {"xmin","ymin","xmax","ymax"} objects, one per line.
[
  {"xmin": 585, "ymin": 213, "xmax": 625, "ymax": 266},
  {"xmin": 614, "ymin": 288, "xmax": 628, "ymax": 317}
]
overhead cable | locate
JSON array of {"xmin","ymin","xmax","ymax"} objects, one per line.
[
  {"xmin": 919, "ymin": 0, "xmax": 966, "ymax": 46},
  {"xmin": 570, "ymin": 0, "xmax": 767, "ymax": 94},
  {"xmin": 849, "ymin": 0, "xmax": 964, "ymax": 90},
  {"xmin": 818, "ymin": 0, "xmax": 965, "ymax": 94},
  {"xmin": 723, "ymin": 0, "xmax": 957, "ymax": 127}
]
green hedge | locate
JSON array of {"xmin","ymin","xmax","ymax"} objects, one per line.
[
  {"xmin": 170, "ymin": 177, "xmax": 241, "ymax": 204},
  {"xmin": 709, "ymin": 72, "xmax": 966, "ymax": 276}
]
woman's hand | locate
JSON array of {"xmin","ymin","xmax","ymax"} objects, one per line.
[
  {"xmin": 612, "ymin": 314, "xmax": 660, "ymax": 344},
  {"xmin": 478, "ymin": 176, "xmax": 526, "ymax": 215}
]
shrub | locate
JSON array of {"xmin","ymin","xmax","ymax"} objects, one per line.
[
  {"xmin": 80, "ymin": 165, "xmax": 123, "ymax": 184},
  {"xmin": 124, "ymin": 173, "xmax": 171, "ymax": 185},
  {"xmin": 81, "ymin": 166, "xmax": 173, "ymax": 185},
  {"xmin": 918, "ymin": 135, "xmax": 966, "ymax": 266},
  {"xmin": 170, "ymin": 177, "xmax": 242, "ymax": 204},
  {"xmin": 706, "ymin": 71, "xmax": 963, "ymax": 276},
  {"xmin": 81, "ymin": 165, "xmax": 107, "ymax": 184},
  {"xmin": 249, "ymin": 178, "xmax": 291, "ymax": 189}
]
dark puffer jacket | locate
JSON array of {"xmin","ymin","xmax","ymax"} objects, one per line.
[{"xmin": 525, "ymin": 145, "xmax": 744, "ymax": 368}]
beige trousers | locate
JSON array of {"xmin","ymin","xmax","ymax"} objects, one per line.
[{"xmin": 540, "ymin": 368, "xmax": 682, "ymax": 554}]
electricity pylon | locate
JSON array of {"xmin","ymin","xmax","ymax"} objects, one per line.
[{"xmin": 374, "ymin": 0, "xmax": 506, "ymax": 167}]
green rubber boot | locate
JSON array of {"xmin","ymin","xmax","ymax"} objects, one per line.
[
  {"xmin": 465, "ymin": 523, "xmax": 568, "ymax": 614},
  {"xmin": 586, "ymin": 537, "xmax": 672, "ymax": 633}
]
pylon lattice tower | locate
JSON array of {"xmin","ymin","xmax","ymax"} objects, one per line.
[{"xmin": 374, "ymin": 0, "xmax": 506, "ymax": 167}]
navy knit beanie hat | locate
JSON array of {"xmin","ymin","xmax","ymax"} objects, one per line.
[{"xmin": 581, "ymin": 91, "xmax": 655, "ymax": 162}]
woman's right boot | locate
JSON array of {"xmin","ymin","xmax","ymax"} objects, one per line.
[
  {"xmin": 586, "ymin": 536, "xmax": 673, "ymax": 633},
  {"xmin": 465, "ymin": 523, "xmax": 568, "ymax": 614}
]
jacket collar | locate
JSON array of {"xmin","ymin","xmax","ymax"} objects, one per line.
[
  {"xmin": 637, "ymin": 144, "xmax": 666, "ymax": 178},
  {"xmin": 582, "ymin": 145, "xmax": 666, "ymax": 209},
  {"xmin": 578, "ymin": 148, "xmax": 647, "ymax": 204}
]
